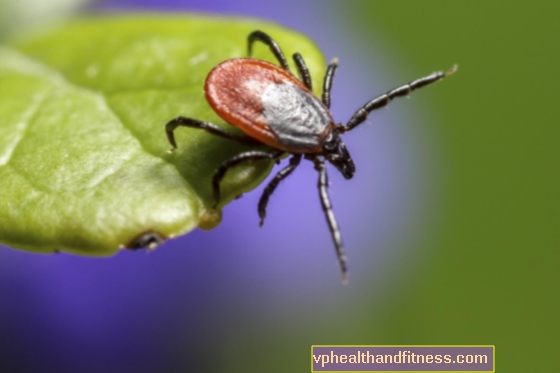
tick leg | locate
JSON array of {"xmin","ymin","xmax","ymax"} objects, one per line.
[
  {"xmin": 165, "ymin": 116, "xmax": 261, "ymax": 151},
  {"xmin": 341, "ymin": 65, "xmax": 457, "ymax": 132},
  {"xmin": 247, "ymin": 30, "xmax": 290, "ymax": 71},
  {"xmin": 322, "ymin": 58, "xmax": 338, "ymax": 109},
  {"xmin": 313, "ymin": 156, "xmax": 348, "ymax": 283},
  {"xmin": 258, "ymin": 154, "xmax": 302, "ymax": 226},
  {"xmin": 293, "ymin": 53, "xmax": 312, "ymax": 91},
  {"xmin": 212, "ymin": 150, "xmax": 284, "ymax": 208}
]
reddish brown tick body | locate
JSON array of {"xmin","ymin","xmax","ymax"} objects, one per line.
[
  {"xmin": 165, "ymin": 30, "xmax": 455, "ymax": 282},
  {"xmin": 206, "ymin": 58, "xmax": 334, "ymax": 154}
]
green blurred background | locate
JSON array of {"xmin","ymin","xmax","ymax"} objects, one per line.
[{"xmin": 339, "ymin": 1, "xmax": 559, "ymax": 371}]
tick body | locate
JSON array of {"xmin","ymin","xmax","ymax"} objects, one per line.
[
  {"xmin": 165, "ymin": 30, "xmax": 456, "ymax": 282},
  {"xmin": 205, "ymin": 59, "xmax": 333, "ymax": 153}
]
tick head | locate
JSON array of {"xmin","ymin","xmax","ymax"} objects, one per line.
[{"xmin": 322, "ymin": 131, "xmax": 355, "ymax": 180}]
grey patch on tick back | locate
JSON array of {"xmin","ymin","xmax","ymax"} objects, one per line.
[{"xmin": 262, "ymin": 83, "xmax": 332, "ymax": 150}]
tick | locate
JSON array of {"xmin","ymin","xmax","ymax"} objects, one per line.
[{"xmin": 165, "ymin": 30, "xmax": 456, "ymax": 282}]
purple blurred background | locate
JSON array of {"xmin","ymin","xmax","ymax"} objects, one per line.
[{"xmin": 0, "ymin": 1, "xmax": 442, "ymax": 371}]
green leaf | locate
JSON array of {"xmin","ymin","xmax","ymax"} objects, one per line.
[{"xmin": 0, "ymin": 15, "xmax": 326, "ymax": 255}]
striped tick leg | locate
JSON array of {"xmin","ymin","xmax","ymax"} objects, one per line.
[
  {"xmin": 258, "ymin": 154, "xmax": 302, "ymax": 226},
  {"xmin": 292, "ymin": 53, "xmax": 312, "ymax": 90},
  {"xmin": 340, "ymin": 65, "xmax": 457, "ymax": 132},
  {"xmin": 322, "ymin": 58, "xmax": 339, "ymax": 109},
  {"xmin": 165, "ymin": 116, "xmax": 260, "ymax": 152},
  {"xmin": 212, "ymin": 150, "xmax": 284, "ymax": 208},
  {"xmin": 247, "ymin": 30, "xmax": 290, "ymax": 71},
  {"xmin": 313, "ymin": 156, "xmax": 348, "ymax": 283}
]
